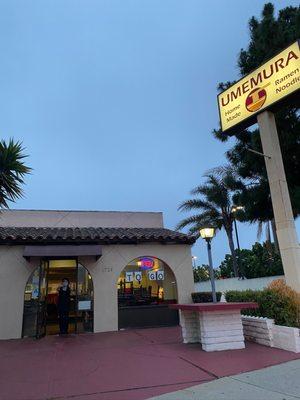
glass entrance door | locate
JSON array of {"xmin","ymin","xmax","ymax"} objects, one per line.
[
  {"xmin": 22, "ymin": 259, "xmax": 93, "ymax": 337},
  {"xmin": 22, "ymin": 260, "xmax": 49, "ymax": 338}
]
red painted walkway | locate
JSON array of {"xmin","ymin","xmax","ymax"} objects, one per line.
[{"xmin": 0, "ymin": 327, "xmax": 299, "ymax": 400}]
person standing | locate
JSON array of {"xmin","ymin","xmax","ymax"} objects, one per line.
[{"xmin": 57, "ymin": 278, "xmax": 71, "ymax": 335}]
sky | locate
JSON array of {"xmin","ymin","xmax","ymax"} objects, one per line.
[{"xmin": 0, "ymin": 0, "xmax": 299, "ymax": 268}]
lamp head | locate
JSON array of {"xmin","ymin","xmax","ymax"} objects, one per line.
[
  {"xmin": 232, "ymin": 205, "xmax": 244, "ymax": 213},
  {"xmin": 199, "ymin": 227, "xmax": 215, "ymax": 241}
]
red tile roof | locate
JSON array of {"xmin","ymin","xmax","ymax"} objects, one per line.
[{"xmin": 0, "ymin": 226, "xmax": 196, "ymax": 245}]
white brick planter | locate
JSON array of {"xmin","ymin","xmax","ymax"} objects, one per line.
[
  {"xmin": 199, "ymin": 311, "xmax": 245, "ymax": 351},
  {"xmin": 180, "ymin": 311, "xmax": 200, "ymax": 344},
  {"xmin": 242, "ymin": 315, "xmax": 274, "ymax": 347},
  {"xmin": 180, "ymin": 309, "xmax": 245, "ymax": 351},
  {"xmin": 272, "ymin": 325, "xmax": 300, "ymax": 353},
  {"xmin": 242, "ymin": 315, "xmax": 300, "ymax": 353},
  {"xmin": 171, "ymin": 303, "xmax": 259, "ymax": 352}
]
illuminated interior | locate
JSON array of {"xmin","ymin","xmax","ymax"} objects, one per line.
[{"xmin": 117, "ymin": 256, "xmax": 177, "ymax": 307}]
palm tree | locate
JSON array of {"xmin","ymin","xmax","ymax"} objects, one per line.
[
  {"xmin": 0, "ymin": 139, "xmax": 31, "ymax": 208},
  {"xmin": 257, "ymin": 218, "xmax": 280, "ymax": 254},
  {"xmin": 176, "ymin": 168, "xmax": 243, "ymax": 277}
]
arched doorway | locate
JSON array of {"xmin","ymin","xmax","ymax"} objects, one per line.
[
  {"xmin": 117, "ymin": 256, "xmax": 179, "ymax": 329},
  {"xmin": 22, "ymin": 259, "xmax": 94, "ymax": 338}
]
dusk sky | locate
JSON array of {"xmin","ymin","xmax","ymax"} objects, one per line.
[{"xmin": 0, "ymin": 0, "xmax": 299, "ymax": 267}]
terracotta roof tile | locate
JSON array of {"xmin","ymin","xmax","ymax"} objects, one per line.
[{"xmin": 0, "ymin": 226, "xmax": 195, "ymax": 245}]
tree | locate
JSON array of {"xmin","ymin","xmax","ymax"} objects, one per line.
[
  {"xmin": 0, "ymin": 139, "xmax": 31, "ymax": 208},
  {"xmin": 193, "ymin": 265, "xmax": 221, "ymax": 282},
  {"xmin": 219, "ymin": 242, "xmax": 284, "ymax": 279},
  {"xmin": 176, "ymin": 168, "xmax": 243, "ymax": 277},
  {"xmin": 214, "ymin": 3, "xmax": 300, "ymax": 230},
  {"xmin": 193, "ymin": 265, "xmax": 210, "ymax": 282}
]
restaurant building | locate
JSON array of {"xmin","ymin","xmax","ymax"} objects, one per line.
[{"xmin": 0, "ymin": 210, "xmax": 195, "ymax": 340}]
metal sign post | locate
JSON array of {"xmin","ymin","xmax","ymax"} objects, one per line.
[{"xmin": 257, "ymin": 111, "xmax": 300, "ymax": 291}]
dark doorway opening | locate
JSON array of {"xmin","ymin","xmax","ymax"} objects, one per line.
[{"xmin": 46, "ymin": 259, "xmax": 77, "ymax": 335}]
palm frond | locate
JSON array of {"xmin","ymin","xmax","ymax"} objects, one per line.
[
  {"xmin": 178, "ymin": 198, "xmax": 218, "ymax": 213},
  {"xmin": 0, "ymin": 139, "xmax": 32, "ymax": 208},
  {"xmin": 176, "ymin": 214, "xmax": 209, "ymax": 231},
  {"xmin": 190, "ymin": 184, "xmax": 209, "ymax": 196},
  {"xmin": 176, "ymin": 210, "xmax": 223, "ymax": 232}
]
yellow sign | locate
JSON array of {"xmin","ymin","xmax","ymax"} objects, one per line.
[{"xmin": 218, "ymin": 41, "xmax": 300, "ymax": 133}]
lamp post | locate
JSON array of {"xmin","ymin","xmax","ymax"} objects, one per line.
[
  {"xmin": 199, "ymin": 227, "xmax": 217, "ymax": 303},
  {"xmin": 231, "ymin": 206, "xmax": 244, "ymax": 278},
  {"xmin": 192, "ymin": 255, "xmax": 197, "ymax": 269}
]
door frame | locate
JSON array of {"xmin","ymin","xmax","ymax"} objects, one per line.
[
  {"xmin": 22, "ymin": 257, "xmax": 94, "ymax": 338},
  {"xmin": 35, "ymin": 259, "xmax": 49, "ymax": 338},
  {"xmin": 41, "ymin": 257, "xmax": 78, "ymax": 337}
]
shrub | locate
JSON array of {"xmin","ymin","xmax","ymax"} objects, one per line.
[
  {"xmin": 192, "ymin": 291, "xmax": 222, "ymax": 303},
  {"xmin": 225, "ymin": 280, "xmax": 300, "ymax": 327},
  {"xmin": 266, "ymin": 279, "xmax": 300, "ymax": 327},
  {"xmin": 225, "ymin": 289, "xmax": 261, "ymax": 317}
]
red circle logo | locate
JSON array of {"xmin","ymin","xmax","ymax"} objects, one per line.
[{"xmin": 245, "ymin": 87, "xmax": 267, "ymax": 112}]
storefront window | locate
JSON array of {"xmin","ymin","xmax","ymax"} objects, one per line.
[{"xmin": 117, "ymin": 256, "xmax": 177, "ymax": 308}]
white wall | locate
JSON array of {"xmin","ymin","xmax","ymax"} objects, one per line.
[
  {"xmin": 194, "ymin": 275, "xmax": 285, "ymax": 293},
  {"xmin": 0, "ymin": 209, "xmax": 164, "ymax": 228},
  {"xmin": 0, "ymin": 246, "xmax": 40, "ymax": 339}
]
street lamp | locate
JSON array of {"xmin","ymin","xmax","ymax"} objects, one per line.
[
  {"xmin": 192, "ymin": 255, "xmax": 197, "ymax": 269},
  {"xmin": 231, "ymin": 206, "xmax": 244, "ymax": 278},
  {"xmin": 199, "ymin": 227, "xmax": 217, "ymax": 303}
]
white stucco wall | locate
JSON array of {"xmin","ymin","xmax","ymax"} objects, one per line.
[
  {"xmin": 194, "ymin": 275, "xmax": 285, "ymax": 293},
  {"xmin": 0, "ymin": 246, "xmax": 40, "ymax": 339},
  {"xmin": 0, "ymin": 243, "xmax": 194, "ymax": 339},
  {"xmin": 0, "ymin": 210, "xmax": 163, "ymax": 228}
]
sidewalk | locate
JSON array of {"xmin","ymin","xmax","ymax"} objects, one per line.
[{"xmin": 149, "ymin": 359, "xmax": 300, "ymax": 400}]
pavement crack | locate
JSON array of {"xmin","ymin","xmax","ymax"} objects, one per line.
[
  {"xmin": 179, "ymin": 356, "xmax": 219, "ymax": 379},
  {"xmin": 44, "ymin": 378, "xmax": 213, "ymax": 400}
]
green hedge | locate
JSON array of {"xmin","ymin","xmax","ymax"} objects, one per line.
[
  {"xmin": 192, "ymin": 291, "xmax": 222, "ymax": 303},
  {"xmin": 225, "ymin": 289, "xmax": 299, "ymax": 328}
]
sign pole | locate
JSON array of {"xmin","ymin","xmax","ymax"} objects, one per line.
[{"xmin": 257, "ymin": 110, "xmax": 300, "ymax": 292}]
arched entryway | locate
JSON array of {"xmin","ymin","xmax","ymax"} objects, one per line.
[
  {"xmin": 117, "ymin": 256, "xmax": 179, "ymax": 329},
  {"xmin": 22, "ymin": 259, "xmax": 94, "ymax": 338}
]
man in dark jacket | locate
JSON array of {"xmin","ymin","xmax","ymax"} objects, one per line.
[{"xmin": 57, "ymin": 278, "xmax": 71, "ymax": 334}]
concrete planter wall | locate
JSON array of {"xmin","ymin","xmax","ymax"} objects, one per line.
[
  {"xmin": 242, "ymin": 315, "xmax": 274, "ymax": 347},
  {"xmin": 272, "ymin": 325, "xmax": 300, "ymax": 353},
  {"xmin": 180, "ymin": 309, "xmax": 245, "ymax": 352},
  {"xmin": 242, "ymin": 315, "xmax": 300, "ymax": 353}
]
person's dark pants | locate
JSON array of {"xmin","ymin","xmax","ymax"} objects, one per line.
[{"xmin": 58, "ymin": 311, "xmax": 69, "ymax": 334}]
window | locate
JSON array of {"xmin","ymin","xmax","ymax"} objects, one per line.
[{"xmin": 118, "ymin": 256, "xmax": 177, "ymax": 308}]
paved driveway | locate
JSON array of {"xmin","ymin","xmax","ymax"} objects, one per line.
[{"xmin": 0, "ymin": 327, "xmax": 299, "ymax": 400}]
